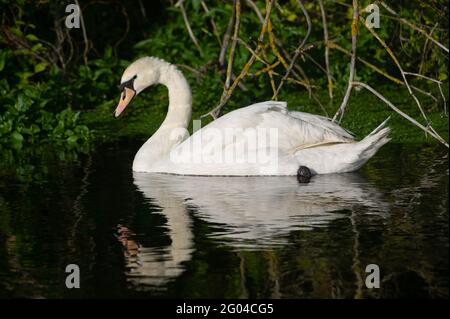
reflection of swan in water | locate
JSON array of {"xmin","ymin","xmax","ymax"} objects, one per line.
[
  {"xmin": 120, "ymin": 173, "xmax": 388, "ymax": 289},
  {"xmin": 117, "ymin": 178, "xmax": 194, "ymax": 289},
  {"xmin": 136, "ymin": 173, "xmax": 389, "ymax": 246}
]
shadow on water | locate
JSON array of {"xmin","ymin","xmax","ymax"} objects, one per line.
[{"xmin": 0, "ymin": 142, "xmax": 448, "ymax": 298}]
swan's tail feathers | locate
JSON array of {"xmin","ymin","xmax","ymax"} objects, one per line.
[
  {"xmin": 358, "ymin": 117, "xmax": 391, "ymax": 160},
  {"xmin": 368, "ymin": 116, "xmax": 391, "ymax": 137}
]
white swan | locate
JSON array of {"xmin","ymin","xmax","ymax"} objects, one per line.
[{"xmin": 115, "ymin": 57, "xmax": 390, "ymax": 175}]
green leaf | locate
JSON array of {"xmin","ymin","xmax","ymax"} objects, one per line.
[
  {"xmin": 15, "ymin": 94, "xmax": 32, "ymax": 112},
  {"xmin": 93, "ymin": 69, "xmax": 110, "ymax": 80},
  {"xmin": 0, "ymin": 51, "xmax": 6, "ymax": 72},
  {"xmin": 67, "ymin": 135, "xmax": 78, "ymax": 145},
  {"xmin": 11, "ymin": 131, "xmax": 24, "ymax": 149},
  {"xmin": 23, "ymin": 86, "xmax": 40, "ymax": 99},
  {"xmin": 192, "ymin": 0, "xmax": 201, "ymax": 12},
  {"xmin": 31, "ymin": 43, "xmax": 43, "ymax": 52},
  {"xmin": 104, "ymin": 46, "xmax": 112, "ymax": 58},
  {"xmin": 133, "ymin": 38, "xmax": 153, "ymax": 49},
  {"xmin": 34, "ymin": 62, "xmax": 47, "ymax": 73},
  {"xmin": 26, "ymin": 34, "xmax": 39, "ymax": 42},
  {"xmin": 10, "ymin": 27, "xmax": 23, "ymax": 37},
  {"xmin": 30, "ymin": 124, "xmax": 40, "ymax": 135}
]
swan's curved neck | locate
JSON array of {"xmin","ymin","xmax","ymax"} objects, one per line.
[
  {"xmin": 132, "ymin": 61, "xmax": 192, "ymax": 172},
  {"xmin": 158, "ymin": 64, "xmax": 192, "ymax": 130}
]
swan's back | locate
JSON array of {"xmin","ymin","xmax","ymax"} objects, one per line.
[
  {"xmin": 157, "ymin": 101, "xmax": 374, "ymax": 175},
  {"xmin": 176, "ymin": 101, "xmax": 355, "ymax": 154}
]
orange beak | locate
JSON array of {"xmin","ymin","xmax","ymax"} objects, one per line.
[{"xmin": 114, "ymin": 87, "xmax": 136, "ymax": 117}]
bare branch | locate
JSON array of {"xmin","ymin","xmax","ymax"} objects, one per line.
[
  {"xmin": 328, "ymin": 41, "xmax": 403, "ymax": 85},
  {"xmin": 353, "ymin": 82, "xmax": 448, "ymax": 148},
  {"xmin": 219, "ymin": 9, "xmax": 235, "ymax": 67},
  {"xmin": 272, "ymin": 0, "xmax": 311, "ymax": 99},
  {"xmin": 403, "ymin": 72, "xmax": 442, "ymax": 84},
  {"xmin": 113, "ymin": 4, "xmax": 131, "ymax": 57},
  {"xmin": 223, "ymin": 0, "xmax": 241, "ymax": 96},
  {"xmin": 378, "ymin": 1, "xmax": 449, "ymax": 53},
  {"xmin": 363, "ymin": 18, "xmax": 430, "ymax": 124},
  {"xmin": 244, "ymin": 0, "xmax": 264, "ymax": 24},
  {"xmin": 201, "ymin": 1, "xmax": 222, "ymax": 46},
  {"xmin": 319, "ymin": 0, "xmax": 333, "ymax": 99},
  {"xmin": 75, "ymin": 0, "xmax": 89, "ymax": 65},
  {"xmin": 404, "ymin": 72, "xmax": 447, "ymax": 115},
  {"xmin": 411, "ymin": 85, "xmax": 438, "ymax": 104},
  {"xmin": 202, "ymin": 0, "xmax": 275, "ymax": 119},
  {"xmin": 176, "ymin": 0, "xmax": 204, "ymax": 57},
  {"xmin": 332, "ymin": 0, "xmax": 359, "ymax": 122},
  {"xmin": 419, "ymin": 23, "xmax": 438, "ymax": 74},
  {"xmin": 438, "ymin": 83, "xmax": 447, "ymax": 116}
]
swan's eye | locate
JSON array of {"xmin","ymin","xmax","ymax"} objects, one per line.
[{"xmin": 119, "ymin": 75, "xmax": 138, "ymax": 92}]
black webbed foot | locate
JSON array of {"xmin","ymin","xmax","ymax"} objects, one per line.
[{"xmin": 297, "ymin": 166, "xmax": 312, "ymax": 183}]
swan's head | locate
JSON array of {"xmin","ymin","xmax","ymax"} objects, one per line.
[{"xmin": 114, "ymin": 57, "xmax": 163, "ymax": 117}]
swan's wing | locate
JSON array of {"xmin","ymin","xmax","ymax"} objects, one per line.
[
  {"xmin": 251, "ymin": 101, "xmax": 355, "ymax": 150},
  {"xmin": 210, "ymin": 101, "xmax": 354, "ymax": 140},
  {"xmin": 288, "ymin": 111, "xmax": 355, "ymax": 140},
  {"xmin": 284, "ymin": 110, "xmax": 355, "ymax": 151},
  {"xmin": 173, "ymin": 101, "xmax": 355, "ymax": 160}
]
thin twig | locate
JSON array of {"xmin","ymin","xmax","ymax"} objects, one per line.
[
  {"xmin": 438, "ymin": 83, "xmax": 447, "ymax": 116},
  {"xmin": 2, "ymin": 28, "xmax": 52, "ymax": 64},
  {"xmin": 245, "ymin": 0, "xmax": 264, "ymax": 23},
  {"xmin": 362, "ymin": 18, "xmax": 430, "ymax": 124},
  {"xmin": 240, "ymin": 43, "xmax": 312, "ymax": 90},
  {"xmin": 219, "ymin": 3, "xmax": 247, "ymax": 93},
  {"xmin": 237, "ymin": 37, "xmax": 314, "ymax": 91},
  {"xmin": 265, "ymin": 14, "xmax": 313, "ymax": 95},
  {"xmin": 137, "ymin": 0, "xmax": 147, "ymax": 18},
  {"xmin": 236, "ymin": 37, "xmax": 269, "ymax": 66},
  {"xmin": 202, "ymin": 0, "xmax": 275, "ymax": 119},
  {"xmin": 113, "ymin": 4, "xmax": 130, "ymax": 57},
  {"xmin": 261, "ymin": 49, "xmax": 278, "ymax": 98},
  {"xmin": 411, "ymin": 85, "xmax": 438, "ymax": 103},
  {"xmin": 64, "ymin": 28, "xmax": 74, "ymax": 67},
  {"xmin": 332, "ymin": 0, "xmax": 359, "ymax": 122},
  {"xmin": 272, "ymin": 0, "xmax": 311, "ymax": 99},
  {"xmin": 329, "ymin": 41, "xmax": 442, "ymax": 106},
  {"xmin": 328, "ymin": 41, "xmax": 402, "ymax": 85},
  {"xmin": 201, "ymin": 1, "xmax": 222, "ymax": 46},
  {"xmin": 279, "ymin": 46, "xmax": 313, "ymax": 96},
  {"xmin": 75, "ymin": 0, "xmax": 89, "ymax": 65},
  {"xmin": 219, "ymin": 9, "xmax": 235, "ymax": 67},
  {"xmin": 378, "ymin": 1, "xmax": 449, "ymax": 53},
  {"xmin": 319, "ymin": 0, "xmax": 333, "ymax": 99},
  {"xmin": 403, "ymin": 72, "xmax": 442, "ymax": 84},
  {"xmin": 52, "ymin": 15, "xmax": 66, "ymax": 70},
  {"xmin": 268, "ymin": 18, "xmax": 289, "ymax": 69},
  {"xmin": 176, "ymin": 64, "xmax": 204, "ymax": 77},
  {"xmin": 252, "ymin": 61, "xmax": 280, "ymax": 76},
  {"xmin": 303, "ymin": 52, "xmax": 335, "ymax": 81},
  {"xmin": 176, "ymin": 0, "xmax": 204, "ymax": 57},
  {"xmin": 353, "ymin": 82, "xmax": 448, "ymax": 148},
  {"xmin": 419, "ymin": 23, "xmax": 438, "ymax": 74},
  {"xmin": 223, "ymin": 0, "xmax": 241, "ymax": 96},
  {"xmin": 404, "ymin": 72, "xmax": 447, "ymax": 115}
]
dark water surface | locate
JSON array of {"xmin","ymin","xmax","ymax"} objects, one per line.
[{"xmin": 0, "ymin": 142, "xmax": 448, "ymax": 298}]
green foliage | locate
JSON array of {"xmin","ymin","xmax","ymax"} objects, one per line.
[
  {"xmin": 0, "ymin": 0, "xmax": 448, "ymax": 155},
  {"xmin": 0, "ymin": 68, "xmax": 91, "ymax": 150}
]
